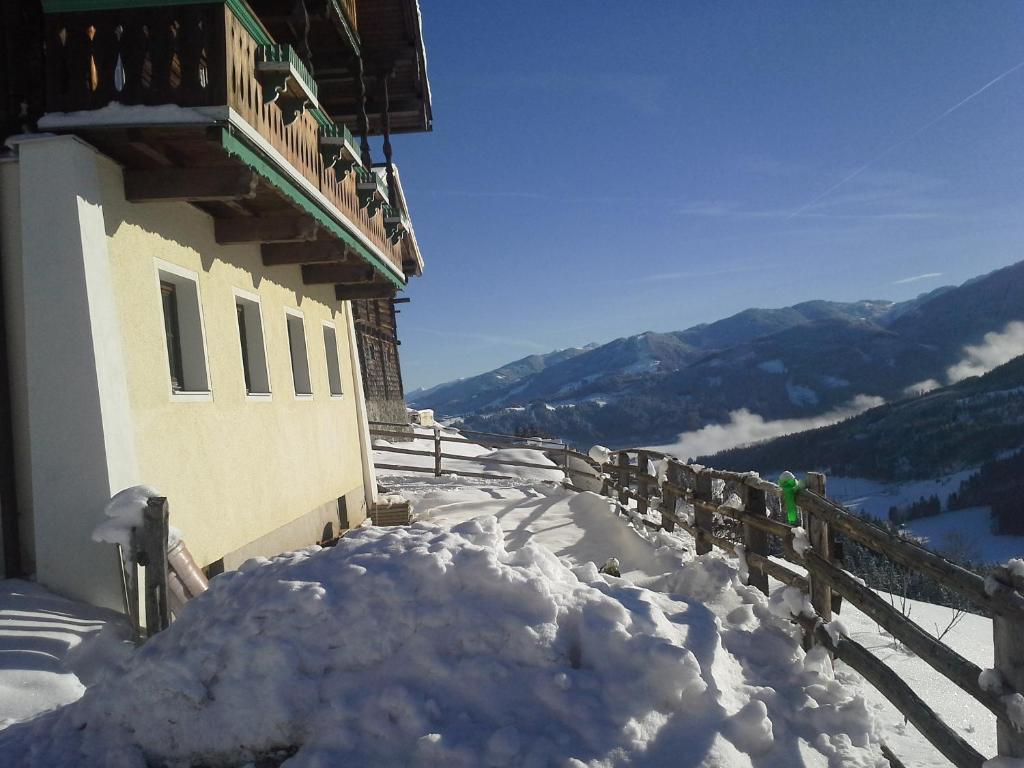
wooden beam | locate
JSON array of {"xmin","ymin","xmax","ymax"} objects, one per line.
[
  {"xmin": 124, "ymin": 167, "xmax": 259, "ymax": 203},
  {"xmin": 335, "ymin": 283, "xmax": 397, "ymax": 301},
  {"xmin": 262, "ymin": 241, "xmax": 350, "ymax": 267},
  {"xmin": 302, "ymin": 263, "xmax": 377, "ymax": 285},
  {"xmin": 216, "ymin": 216, "xmax": 320, "ymax": 244}
]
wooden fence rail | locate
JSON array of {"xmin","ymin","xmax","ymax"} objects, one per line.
[
  {"xmin": 369, "ymin": 424, "xmax": 596, "ymax": 482},
  {"xmin": 599, "ymin": 448, "xmax": 1024, "ymax": 768}
]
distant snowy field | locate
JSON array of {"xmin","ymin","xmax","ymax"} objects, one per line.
[
  {"xmin": 0, "ymin": 439, "xmax": 1007, "ymax": 767},
  {"xmin": 827, "ymin": 473, "xmax": 1024, "ymax": 562}
]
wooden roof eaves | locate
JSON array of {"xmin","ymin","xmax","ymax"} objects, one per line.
[{"xmin": 220, "ymin": 125, "xmax": 405, "ymax": 289}]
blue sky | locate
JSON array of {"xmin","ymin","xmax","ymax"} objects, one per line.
[{"xmin": 386, "ymin": 1, "xmax": 1024, "ymax": 390}]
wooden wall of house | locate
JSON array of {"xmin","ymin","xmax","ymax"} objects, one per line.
[{"xmin": 352, "ymin": 298, "xmax": 408, "ymax": 424}]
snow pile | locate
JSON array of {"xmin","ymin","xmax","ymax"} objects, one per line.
[
  {"xmin": 823, "ymin": 619, "xmax": 849, "ymax": 647},
  {"xmin": 479, "ymin": 447, "xmax": 564, "ymax": 482},
  {"xmin": 588, "ymin": 444, "xmax": 612, "ymax": 465},
  {"xmin": 1006, "ymin": 558, "xmax": 1024, "ymax": 579},
  {"xmin": 91, "ymin": 485, "xmax": 160, "ymax": 550},
  {"xmin": 91, "ymin": 485, "xmax": 182, "ymax": 554},
  {"xmin": 0, "ymin": 515, "xmax": 887, "ymax": 767},
  {"xmin": 373, "ymin": 427, "xmax": 564, "ymax": 483},
  {"xmin": 792, "ymin": 526, "xmax": 812, "ymax": 556},
  {"xmin": 1, "ymin": 518, "xmax": 707, "ymax": 766},
  {"xmin": 769, "ymin": 585, "xmax": 816, "ymax": 620},
  {"xmin": 37, "ymin": 102, "xmax": 215, "ymax": 129},
  {"xmin": 980, "ymin": 668, "xmax": 1004, "ymax": 694}
]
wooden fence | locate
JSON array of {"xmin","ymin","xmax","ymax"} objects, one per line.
[
  {"xmin": 369, "ymin": 421, "xmax": 595, "ymax": 482},
  {"xmin": 597, "ymin": 448, "xmax": 1024, "ymax": 767}
]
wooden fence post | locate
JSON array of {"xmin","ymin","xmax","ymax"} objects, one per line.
[
  {"xmin": 636, "ymin": 450, "xmax": 649, "ymax": 517},
  {"xmin": 993, "ymin": 565, "xmax": 1024, "ymax": 758},
  {"xmin": 661, "ymin": 461, "xmax": 677, "ymax": 532},
  {"xmin": 142, "ymin": 496, "xmax": 170, "ymax": 637},
  {"xmin": 694, "ymin": 469, "xmax": 713, "ymax": 556},
  {"xmin": 744, "ymin": 485, "xmax": 770, "ymax": 596},
  {"xmin": 805, "ymin": 473, "xmax": 833, "ymax": 642},
  {"xmin": 433, "ymin": 426, "xmax": 442, "ymax": 476},
  {"xmin": 617, "ymin": 452, "xmax": 629, "ymax": 505}
]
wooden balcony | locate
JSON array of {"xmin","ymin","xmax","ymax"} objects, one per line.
[
  {"xmin": 39, "ymin": 0, "xmax": 420, "ymax": 291},
  {"xmin": 250, "ymin": 0, "xmax": 431, "ymax": 134}
]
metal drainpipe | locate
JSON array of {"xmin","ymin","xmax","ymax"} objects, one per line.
[{"xmin": 344, "ymin": 301, "xmax": 379, "ymax": 515}]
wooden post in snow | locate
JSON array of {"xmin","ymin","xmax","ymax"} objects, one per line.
[
  {"xmin": 743, "ymin": 485, "xmax": 770, "ymax": 596},
  {"xmin": 617, "ymin": 452, "xmax": 629, "ymax": 505},
  {"xmin": 636, "ymin": 450, "xmax": 649, "ymax": 518},
  {"xmin": 805, "ymin": 472, "xmax": 832, "ymax": 647},
  {"xmin": 694, "ymin": 469, "xmax": 713, "ymax": 556},
  {"xmin": 142, "ymin": 496, "xmax": 170, "ymax": 637},
  {"xmin": 993, "ymin": 565, "xmax": 1024, "ymax": 758},
  {"xmin": 433, "ymin": 427, "xmax": 442, "ymax": 477},
  {"xmin": 661, "ymin": 461, "xmax": 677, "ymax": 532}
]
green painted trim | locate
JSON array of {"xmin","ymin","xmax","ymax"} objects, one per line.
[
  {"xmin": 256, "ymin": 44, "xmax": 319, "ymax": 101},
  {"xmin": 219, "ymin": 128, "xmax": 404, "ymax": 289},
  {"xmin": 309, "ymin": 109, "xmax": 333, "ymax": 128},
  {"xmin": 226, "ymin": 0, "xmax": 273, "ymax": 46},
  {"xmin": 41, "ymin": 0, "xmax": 274, "ymax": 47}
]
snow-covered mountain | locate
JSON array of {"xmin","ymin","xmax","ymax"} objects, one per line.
[{"xmin": 411, "ymin": 260, "xmax": 1024, "ymax": 448}]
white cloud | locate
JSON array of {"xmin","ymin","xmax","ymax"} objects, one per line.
[
  {"xmin": 892, "ymin": 272, "xmax": 942, "ymax": 285},
  {"xmin": 902, "ymin": 321, "xmax": 1024, "ymax": 397},
  {"xmin": 903, "ymin": 378, "xmax": 941, "ymax": 397},
  {"xmin": 652, "ymin": 395, "xmax": 885, "ymax": 460},
  {"xmin": 946, "ymin": 321, "xmax": 1024, "ymax": 383}
]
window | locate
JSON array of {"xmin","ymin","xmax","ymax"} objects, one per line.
[
  {"xmin": 161, "ymin": 282, "xmax": 185, "ymax": 391},
  {"xmin": 234, "ymin": 291, "xmax": 271, "ymax": 396},
  {"xmin": 323, "ymin": 322, "xmax": 343, "ymax": 396},
  {"xmin": 156, "ymin": 263, "xmax": 210, "ymax": 396},
  {"xmin": 285, "ymin": 309, "xmax": 312, "ymax": 396}
]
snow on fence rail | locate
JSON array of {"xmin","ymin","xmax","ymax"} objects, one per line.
[
  {"xmin": 600, "ymin": 448, "xmax": 1024, "ymax": 768},
  {"xmin": 368, "ymin": 421, "xmax": 595, "ymax": 481}
]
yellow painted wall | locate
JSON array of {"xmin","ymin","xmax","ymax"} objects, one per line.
[{"xmin": 96, "ymin": 158, "xmax": 367, "ymax": 569}]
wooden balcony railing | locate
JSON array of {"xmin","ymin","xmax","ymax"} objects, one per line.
[{"xmin": 42, "ymin": 2, "xmax": 405, "ymax": 277}]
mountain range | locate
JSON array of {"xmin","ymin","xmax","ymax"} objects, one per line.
[
  {"xmin": 408, "ymin": 260, "xmax": 1024, "ymax": 451},
  {"xmin": 706, "ymin": 352, "xmax": 1024, "ymax": 481}
]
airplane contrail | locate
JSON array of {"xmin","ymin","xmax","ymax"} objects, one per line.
[{"xmin": 787, "ymin": 58, "xmax": 1024, "ymax": 220}]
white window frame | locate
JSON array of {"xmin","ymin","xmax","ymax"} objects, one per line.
[
  {"xmin": 284, "ymin": 307, "xmax": 313, "ymax": 399},
  {"xmin": 154, "ymin": 259, "xmax": 212, "ymax": 402},
  {"xmin": 232, "ymin": 288, "xmax": 272, "ymax": 400},
  {"xmin": 322, "ymin": 320, "xmax": 344, "ymax": 398}
]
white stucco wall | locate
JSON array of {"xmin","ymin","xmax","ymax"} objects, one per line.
[
  {"xmin": 12, "ymin": 135, "xmax": 140, "ymax": 610},
  {"xmin": 3, "ymin": 133, "xmax": 377, "ymax": 610}
]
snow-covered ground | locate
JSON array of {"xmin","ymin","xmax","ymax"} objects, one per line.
[
  {"xmin": 405, "ymin": 478, "xmax": 998, "ymax": 768},
  {"xmin": 373, "ymin": 425, "xmax": 566, "ymax": 483},
  {"xmin": 827, "ymin": 473, "xmax": 1024, "ymax": 563},
  {"xmin": 0, "ymin": 580, "xmax": 130, "ymax": 729},
  {"xmin": 839, "ymin": 591, "xmax": 994, "ymax": 766},
  {"xmin": 827, "ymin": 472, "xmax": 979, "ymax": 520},
  {"xmin": 0, "ymin": 482, "xmax": 891, "ymax": 767},
  {"xmin": 0, "ymin": 440, "xmax": 1006, "ymax": 767},
  {"xmin": 903, "ymin": 507, "xmax": 1024, "ymax": 563}
]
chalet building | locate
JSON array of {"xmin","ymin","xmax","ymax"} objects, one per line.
[{"xmin": 0, "ymin": 0, "xmax": 430, "ymax": 610}]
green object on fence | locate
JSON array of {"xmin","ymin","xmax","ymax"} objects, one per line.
[{"xmin": 779, "ymin": 471, "xmax": 803, "ymax": 524}]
